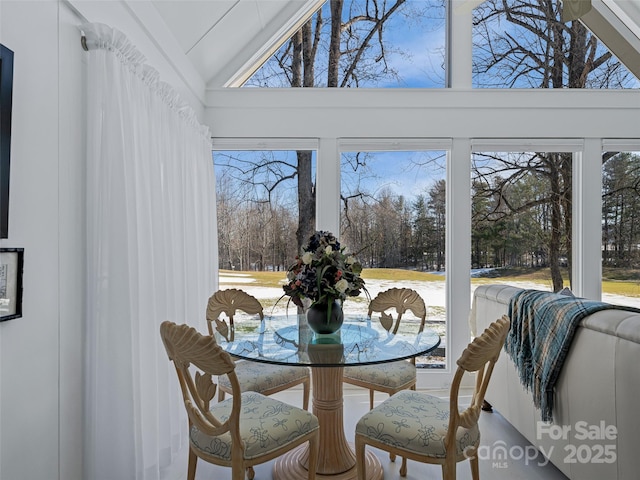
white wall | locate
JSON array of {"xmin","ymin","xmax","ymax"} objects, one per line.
[
  {"xmin": 0, "ymin": 2, "xmax": 68, "ymax": 479},
  {"xmin": 0, "ymin": 2, "xmax": 89, "ymax": 479},
  {"xmin": 58, "ymin": 4, "xmax": 88, "ymax": 479},
  {"xmin": 0, "ymin": 2, "xmax": 206, "ymax": 479}
]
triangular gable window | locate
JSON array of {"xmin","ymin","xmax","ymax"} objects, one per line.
[
  {"xmin": 242, "ymin": 0, "xmax": 638, "ymax": 89},
  {"xmin": 472, "ymin": 0, "xmax": 638, "ymax": 88},
  {"xmin": 244, "ymin": 0, "xmax": 446, "ymax": 88}
]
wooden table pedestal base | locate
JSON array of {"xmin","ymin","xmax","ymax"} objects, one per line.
[
  {"xmin": 272, "ymin": 443, "xmax": 383, "ymax": 480},
  {"xmin": 273, "ymin": 362, "xmax": 383, "ymax": 480}
]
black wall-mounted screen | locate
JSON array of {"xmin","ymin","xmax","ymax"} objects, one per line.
[{"xmin": 0, "ymin": 43, "xmax": 14, "ymax": 239}]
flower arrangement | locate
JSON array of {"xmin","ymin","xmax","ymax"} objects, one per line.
[{"xmin": 282, "ymin": 231, "xmax": 367, "ymax": 309}]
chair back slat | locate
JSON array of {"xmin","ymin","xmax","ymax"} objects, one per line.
[
  {"xmin": 206, "ymin": 288, "xmax": 264, "ymax": 340},
  {"xmin": 368, "ymin": 287, "xmax": 427, "ymax": 334},
  {"xmin": 160, "ymin": 321, "xmax": 242, "ymax": 438},
  {"xmin": 446, "ymin": 315, "xmax": 510, "ymax": 450},
  {"xmin": 456, "ymin": 315, "xmax": 510, "ymax": 372}
]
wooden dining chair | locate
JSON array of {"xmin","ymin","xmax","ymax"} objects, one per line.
[
  {"xmin": 354, "ymin": 315, "xmax": 510, "ymax": 480},
  {"xmin": 343, "ymin": 287, "xmax": 427, "ymax": 410},
  {"xmin": 160, "ymin": 321, "xmax": 319, "ymax": 480},
  {"xmin": 206, "ymin": 288, "xmax": 311, "ymax": 409}
]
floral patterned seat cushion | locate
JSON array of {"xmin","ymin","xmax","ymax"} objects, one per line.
[
  {"xmin": 218, "ymin": 360, "xmax": 308, "ymax": 392},
  {"xmin": 355, "ymin": 390, "xmax": 480, "ymax": 459},
  {"xmin": 190, "ymin": 392, "xmax": 319, "ymax": 461},
  {"xmin": 343, "ymin": 360, "xmax": 415, "ymax": 388}
]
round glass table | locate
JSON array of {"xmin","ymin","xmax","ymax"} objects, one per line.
[{"xmin": 219, "ymin": 314, "xmax": 441, "ymax": 480}]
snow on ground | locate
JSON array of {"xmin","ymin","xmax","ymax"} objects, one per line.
[
  {"xmin": 219, "ymin": 272, "xmax": 640, "ymax": 333},
  {"xmin": 219, "ymin": 274, "xmax": 450, "ymax": 315},
  {"xmin": 219, "ymin": 273, "xmax": 640, "ymax": 368},
  {"xmin": 219, "ymin": 274, "xmax": 561, "ymax": 316}
]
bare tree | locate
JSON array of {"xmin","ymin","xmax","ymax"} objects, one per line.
[
  {"xmin": 244, "ymin": 0, "xmax": 413, "ymax": 251},
  {"xmin": 427, "ymin": 179, "xmax": 446, "ymax": 271},
  {"xmin": 603, "ymin": 153, "xmax": 640, "ymax": 268},
  {"xmin": 473, "ymin": 0, "xmax": 634, "ymax": 291}
]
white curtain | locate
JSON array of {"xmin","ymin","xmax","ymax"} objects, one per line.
[{"xmin": 81, "ymin": 23, "xmax": 218, "ymax": 480}]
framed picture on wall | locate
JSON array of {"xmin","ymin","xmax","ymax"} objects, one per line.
[
  {"xmin": 0, "ymin": 248, "xmax": 23, "ymax": 321},
  {"xmin": 0, "ymin": 43, "xmax": 14, "ymax": 239}
]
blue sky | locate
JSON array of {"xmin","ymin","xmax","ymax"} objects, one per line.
[
  {"xmin": 215, "ymin": 149, "xmax": 446, "ymax": 207},
  {"xmin": 247, "ymin": 0, "xmax": 637, "ymax": 89},
  {"xmin": 374, "ymin": 1, "xmax": 446, "ymax": 88},
  {"xmin": 340, "ymin": 150, "xmax": 446, "ymax": 201}
]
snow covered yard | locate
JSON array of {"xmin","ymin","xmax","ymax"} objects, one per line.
[{"xmin": 218, "ymin": 271, "xmax": 640, "ymax": 368}]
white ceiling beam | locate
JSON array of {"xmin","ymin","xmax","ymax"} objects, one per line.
[
  {"xmin": 152, "ymin": 0, "xmax": 239, "ymax": 54},
  {"xmin": 601, "ymin": 0, "xmax": 640, "ymax": 39},
  {"xmin": 207, "ymin": 0, "xmax": 325, "ymax": 88},
  {"xmin": 579, "ymin": 0, "xmax": 640, "ymax": 79},
  {"xmin": 204, "ymin": 88, "xmax": 640, "ymax": 139}
]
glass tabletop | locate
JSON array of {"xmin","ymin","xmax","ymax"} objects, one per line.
[{"xmin": 218, "ymin": 314, "xmax": 441, "ymax": 367}]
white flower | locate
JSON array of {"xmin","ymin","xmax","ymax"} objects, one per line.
[
  {"xmin": 302, "ymin": 252, "xmax": 314, "ymax": 264},
  {"xmin": 346, "ymin": 255, "xmax": 356, "ymax": 265},
  {"xmin": 325, "ymin": 246, "xmax": 333, "ymax": 255},
  {"xmin": 335, "ymin": 279, "xmax": 349, "ymax": 293}
]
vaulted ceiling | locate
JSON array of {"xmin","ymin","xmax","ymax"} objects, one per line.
[
  {"xmin": 150, "ymin": 0, "xmax": 324, "ymax": 87},
  {"xmin": 583, "ymin": 0, "xmax": 640, "ymax": 79},
  {"xmin": 123, "ymin": 0, "xmax": 640, "ymax": 89}
]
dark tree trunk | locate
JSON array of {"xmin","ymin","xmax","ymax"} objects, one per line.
[
  {"xmin": 297, "ymin": 150, "xmax": 316, "ymax": 250},
  {"xmin": 560, "ymin": 153, "xmax": 573, "ymax": 286},
  {"xmin": 548, "ymin": 154, "xmax": 564, "ymax": 292},
  {"xmin": 291, "ymin": 30, "xmax": 302, "ymax": 87},
  {"xmin": 327, "ymin": 0, "xmax": 343, "ymax": 87},
  {"xmin": 295, "ymin": 17, "xmax": 318, "ymax": 250}
]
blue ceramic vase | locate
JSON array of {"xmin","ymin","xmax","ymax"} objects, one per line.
[{"xmin": 306, "ymin": 299, "xmax": 344, "ymax": 334}]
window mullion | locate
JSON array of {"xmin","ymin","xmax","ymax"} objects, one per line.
[{"xmin": 572, "ymin": 138, "xmax": 603, "ymax": 299}]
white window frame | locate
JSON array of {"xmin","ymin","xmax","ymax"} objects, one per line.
[
  {"xmin": 337, "ymin": 139, "xmax": 457, "ymax": 389},
  {"xmin": 212, "ymin": 137, "xmax": 640, "ymax": 389}
]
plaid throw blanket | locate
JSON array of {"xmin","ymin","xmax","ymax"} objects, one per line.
[{"xmin": 506, "ymin": 289, "xmax": 638, "ymax": 422}]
